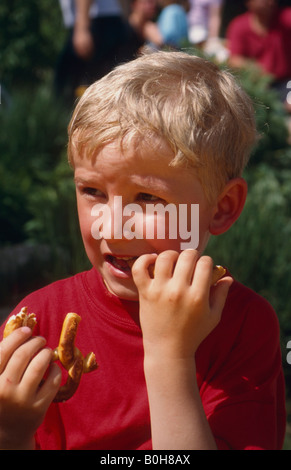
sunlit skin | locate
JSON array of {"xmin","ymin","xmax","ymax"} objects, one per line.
[{"xmin": 73, "ymin": 140, "xmax": 218, "ymax": 300}]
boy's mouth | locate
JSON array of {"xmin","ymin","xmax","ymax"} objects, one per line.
[{"xmin": 105, "ymin": 254, "xmax": 137, "ymax": 273}]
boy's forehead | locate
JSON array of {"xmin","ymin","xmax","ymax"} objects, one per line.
[
  {"xmin": 71, "ymin": 133, "xmax": 175, "ymax": 166},
  {"xmin": 73, "ymin": 139, "xmax": 206, "ymax": 197},
  {"xmin": 126, "ymin": 134, "xmax": 174, "ymax": 160},
  {"xmin": 72, "ymin": 136, "xmax": 211, "ymax": 207}
]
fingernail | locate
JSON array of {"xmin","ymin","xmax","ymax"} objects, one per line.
[{"xmin": 20, "ymin": 326, "xmax": 32, "ymax": 334}]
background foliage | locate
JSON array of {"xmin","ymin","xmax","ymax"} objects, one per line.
[{"xmin": 0, "ymin": 0, "xmax": 65, "ymax": 90}]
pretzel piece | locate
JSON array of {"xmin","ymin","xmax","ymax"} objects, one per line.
[
  {"xmin": 3, "ymin": 309, "xmax": 98, "ymax": 402},
  {"xmin": 52, "ymin": 313, "xmax": 98, "ymax": 402},
  {"xmin": 3, "ymin": 307, "xmax": 36, "ymax": 338},
  {"xmin": 211, "ymin": 265, "xmax": 226, "ymax": 285}
]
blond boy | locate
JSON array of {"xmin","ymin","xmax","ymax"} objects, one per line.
[{"xmin": 0, "ymin": 51, "xmax": 286, "ymax": 450}]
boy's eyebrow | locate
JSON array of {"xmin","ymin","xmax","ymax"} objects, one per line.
[
  {"xmin": 74, "ymin": 176, "xmax": 99, "ymax": 185},
  {"xmin": 74, "ymin": 172, "xmax": 177, "ymax": 197}
]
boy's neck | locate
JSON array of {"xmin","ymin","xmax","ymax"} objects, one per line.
[{"xmin": 96, "ymin": 268, "xmax": 141, "ymax": 325}]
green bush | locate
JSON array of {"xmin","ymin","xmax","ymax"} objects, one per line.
[
  {"xmin": 0, "ymin": 0, "xmax": 65, "ymax": 90},
  {"xmin": 25, "ymin": 158, "xmax": 90, "ymax": 277},
  {"xmin": 235, "ymin": 65, "xmax": 290, "ymax": 167},
  {"xmin": 0, "ymin": 85, "xmax": 69, "ymax": 244}
]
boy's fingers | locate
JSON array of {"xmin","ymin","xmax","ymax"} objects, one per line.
[
  {"xmin": 172, "ymin": 249, "xmax": 199, "ymax": 284},
  {"xmin": 21, "ymin": 348, "xmax": 56, "ymax": 396},
  {"xmin": 153, "ymin": 250, "xmax": 179, "ymax": 279},
  {"xmin": 132, "ymin": 253, "xmax": 158, "ymax": 285},
  {"xmin": 0, "ymin": 327, "xmax": 33, "ymax": 374},
  {"xmin": 190, "ymin": 255, "xmax": 214, "ymax": 294},
  {"xmin": 36, "ymin": 363, "xmax": 62, "ymax": 404},
  {"xmin": 36, "ymin": 363, "xmax": 62, "ymax": 405},
  {"xmin": 210, "ymin": 277, "xmax": 233, "ymax": 314},
  {"xmin": 3, "ymin": 336, "xmax": 46, "ymax": 384},
  {"xmin": 208, "ymin": 277, "xmax": 233, "ymax": 330}
]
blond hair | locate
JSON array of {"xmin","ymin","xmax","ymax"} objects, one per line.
[{"xmin": 68, "ymin": 51, "xmax": 256, "ymax": 203}]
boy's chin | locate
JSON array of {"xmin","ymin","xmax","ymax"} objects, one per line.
[{"xmin": 103, "ymin": 278, "xmax": 139, "ymax": 302}]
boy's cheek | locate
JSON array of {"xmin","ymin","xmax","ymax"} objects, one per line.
[
  {"xmin": 77, "ymin": 212, "xmax": 99, "ymax": 257},
  {"xmin": 76, "ymin": 201, "xmax": 94, "ymax": 235},
  {"xmin": 142, "ymin": 210, "xmax": 201, "ymax": 252},
  {"xmin": 139, "ymin": 214, "xmax": 183, "ymax": 253}
]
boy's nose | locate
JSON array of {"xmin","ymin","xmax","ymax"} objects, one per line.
[{"xmin": 91, "ymin": 196, "xmax": 144, "ymax": 241}]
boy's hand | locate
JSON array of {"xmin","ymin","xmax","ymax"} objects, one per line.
[
  {"xmin": 0, "ymin": 327, "xmax": 62, "ymax": 449},
  {"xmin": 132, "ymin": 249, "xmax": 233, "ymax": 360},
  {"xmin": 133, "ymin": 250, "xmax": 232, "ymax": 449}
]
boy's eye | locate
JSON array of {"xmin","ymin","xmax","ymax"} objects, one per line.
[
  {"xmin": 81, "ymin": 187, "xmax": 105, "ymax": 198},
  {"xmin": 137, "ymin": 193, "xmax": 162, "ymax": 203}
]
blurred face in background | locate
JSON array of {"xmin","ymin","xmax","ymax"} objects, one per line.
[
  {"xmin": 132, "ymin": 0, "xmax": 158, "ymax": 20},
  {"xmin": 246, "ymin": 0, "xmax": 277, "ymax": 15}
]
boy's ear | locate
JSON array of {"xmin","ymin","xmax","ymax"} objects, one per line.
[{"xmin": 209, "ymin": 178, "xmax": 248, "ymax": 235}]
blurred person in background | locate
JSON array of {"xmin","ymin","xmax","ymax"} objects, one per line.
[
  {"xmin": 157, "ymin": 0, "xmax": 190, "ymax": 48},
  {"xmin": 128, "ymin": 0, "xmax": 161, "ymax": 48},
  {"xmin": 187, "ymin": 0, "xmax": 227, "ymax": 61},
  {"xmin": 187, "ymin": 0, "xmax": 223, "ymax": 45},
  {"xmin": 129, "ymin": 0, "xmax": 189, "ymax": 50},
  {"xmin": 227, "ymin": 0, "xmax": 291, "ymax": 110},
  {"xmin": 55, "ymin": 0, "xmax": 140, "ymax": 103}
]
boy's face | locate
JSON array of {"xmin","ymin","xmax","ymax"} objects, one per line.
[{"xmin": 73, "ymin": 140, "xmax": 217, "ymax": 301}]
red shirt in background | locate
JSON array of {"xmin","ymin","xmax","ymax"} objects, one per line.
[{"xmin": 227, "ymin": 8, "xmax": 291, "ymax": 81}]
